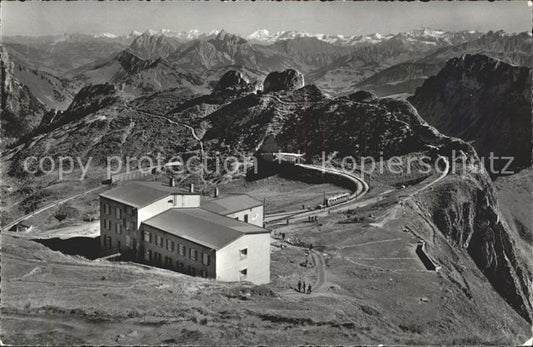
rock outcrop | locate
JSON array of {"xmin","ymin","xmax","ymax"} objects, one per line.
[
  {"xmin": 409, "ymin": 54, "xmax": 532, "ymax": 174},
  {"xmin": 39, "ymin": 83, "xmax": 119, "ymax": 131},
  {"xmin": 212, "ymin": 70, "xmax": 260, "ymax": 95},
  {"xmin": 263, "ymin": 69, "xmax": 305, "ymax": 93}
]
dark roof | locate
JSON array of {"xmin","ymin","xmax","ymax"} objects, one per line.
[
  {"xmin": 100, "ymin": 181, "xmax": 199, "ymax": 208},
  {"xmin": 201, "ymin": 194, "xmax": 263, "ymax": 215},
  {"xmin": 142, "ymin": 208, "xmax": 269, "ymax": 250}
]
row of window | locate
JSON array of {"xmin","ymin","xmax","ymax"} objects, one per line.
[
  {"xmin": 145, "ymin": 250, "xmax": 209, "ymax": 278},
  {"xmin": 103, "ymin": 236, "xmax": 247, "ymax": 280},
  {"xmin": 102, "ymin": 203, "xmax": 135, "ymax": 219},
  {"xmin": 103, "ymin": 235, "xmax": 121, "ymax": 249},
  {"xmin": 143, "ymin": 230, "xmax": 211, "ymax": 265},
  {"xmin": 102, "ymin": 219, "xmax": 136, "ymax": 234}
]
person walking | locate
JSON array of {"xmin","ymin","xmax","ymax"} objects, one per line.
[
  {"xmin": 297, "ymin": 280, "xmax": 302, "ymax": 293},
  {"xmin": 302, "ymin": 281, "xmax": 306, "ymax": 293},
  {"xmin": 307, "ymin": 283, "xmax": 312, "ymax": 294}
]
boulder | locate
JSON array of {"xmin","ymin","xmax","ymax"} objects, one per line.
[
  {"xmin": 263, "ymin": 69, "xmax": 305, "ymax": 93},
  {"xmin": 213, "ymin": 70, "xmax": 252, "ymax": 94}
]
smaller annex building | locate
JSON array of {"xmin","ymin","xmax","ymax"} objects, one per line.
[{"xmin": 99, "ymin": 181, "xmax": 270, "ymax": 284}]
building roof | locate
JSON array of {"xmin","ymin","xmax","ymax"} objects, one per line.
[
  {"xmin": 142, "ymin": 208, "xmax": 269, "ymax": 250},
  {"xmin": 100, "ymin": 181, "xmax": 199, "ymax": 209},
  {"xmin": 201, "ymin": 194, "xmax": 263, "ymax": 215}
]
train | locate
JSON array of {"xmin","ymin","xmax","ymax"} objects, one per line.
[{"xmin": 317, "ymin": 192, "xmax": 350, "ymax": 209}]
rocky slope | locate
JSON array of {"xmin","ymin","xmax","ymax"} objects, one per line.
[
  {"xmin": 409, "ymin": 54, "xmax": 532, "ymax": 173},
  {"xmin": 71, "ymin": 50, "xmax": 207, "ymax": 97},
  {"xmin": 1, "ymin": 49, "xmax": 48, "ymax": 144},
  {"xmin": 128, "ymin": 32, "xmax": 182, "ymax": 59},
  {"xmin": 410, "ymin": 164, "xmax": 533, "ymax": 323}
]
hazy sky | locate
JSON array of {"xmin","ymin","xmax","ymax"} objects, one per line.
[{"xmin": 2, "ymin": 1, "xmax": 531, "ymax": 37}]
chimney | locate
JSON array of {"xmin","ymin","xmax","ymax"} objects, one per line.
[
  {"xmin": 214, "ymin": 187, "xmax": 219, "ymax": 198},
  {"xmin": 189, "ymin": 183, "xmax": 194, "ymax": 193},
  {"xmin": 169, "ymin": 177, "xmax": 176, "ymax": 187}
]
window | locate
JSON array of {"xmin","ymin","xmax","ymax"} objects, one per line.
[
  {"xmin": 104, "ymin": 203, "xmax": 110, "ymax": 215},
  {"xmin": 146, "ymin": 250, "xmax": 152, "ymax": 262},
  {"xmin": 103, "ymin": 236, "xmax": 110, "ymax": 248},
  {"xmin": 166, "ymin": 239, "xmax": 171, "ymax": 251},
  {"xmin": 202, "ymin": 253, "xmax": 211, "ymax": 266},
  {"xmin": 125, "ymin": 235, "xmax": 131, "ymax": 247},
  {"xmin": 115, "ymin": 223, "xmax": 122, "ymax": 234},
  {"xmin": 115, "ymin": 207, "xmax": 121, "ymax": 219},
  {"xmin": 189, "ymin": 248, "xmax": 198, "ymax": 261},
  {"xmin": 165, "ymin": 256, "xmax": 172, "ymax": 267},
  {"xmin": 158, "ymin": 236, "xmax": 164, "ymax": 247},
  {"xmin": 144, "ymin": 231, "xmax": 151, "ymax": 242},
  {"xmin": 244, "ymin": 214, "xmax": 249, "ymax": 223},
  {"xmin": 188, "ymin": 266, "xmax": 196, "ymax": 276},
  {"xmin": 155, "ymin": 235, "xmax": 159, "ymax": 246},
  {"xmin": 240, "ymin": 268, "xmax": 248, "ymax": 280},
  {"xmin": 178, "ymin": 244, "xmax": 185, "ymax": 256},
  {"xmin": 171, "ymin": 241, "xmax": 175, "ymax": 252},
  {"xmin": 200, "ymin": 270, "xmax": 208, "ymax": 278},
  {"xmin": 240, "ymin": 248, "xmax": 248, "ymax": 259}
]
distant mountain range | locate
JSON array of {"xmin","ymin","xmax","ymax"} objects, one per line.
[{"xmin": 1, "ymin": 28, "xmax": 531, "ymax": 144}]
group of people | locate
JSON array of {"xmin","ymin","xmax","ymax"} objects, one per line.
[
  {"xmin": 307, "ymin": 215, "xmax": 318, "ymax": 222},
  {"xmin": 297, "ymin": 280, "xmax": 312, "ymax": 294}
]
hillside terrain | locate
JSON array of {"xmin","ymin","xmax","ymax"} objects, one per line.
[{"xmin": 409, "ymin": 54, "xmax": 532, "ymax": 173}]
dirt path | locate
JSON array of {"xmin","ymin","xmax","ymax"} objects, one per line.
[
  {"xmin": 310, "ymin": 249, "xmax": 326, "ymax": 291},
  {"xmin": 278, "ymin": 245, "xmax": 327, "ymax": 298}
]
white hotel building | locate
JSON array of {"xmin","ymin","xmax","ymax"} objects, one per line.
[{"xmin": 99, "ymin": 181, "xmax": 270, "ymax": 284}]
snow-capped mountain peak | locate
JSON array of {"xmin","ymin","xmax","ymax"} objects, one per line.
[{"xmin": 94, "ymin": 32, "xmax": 119, "ymax": 39}]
